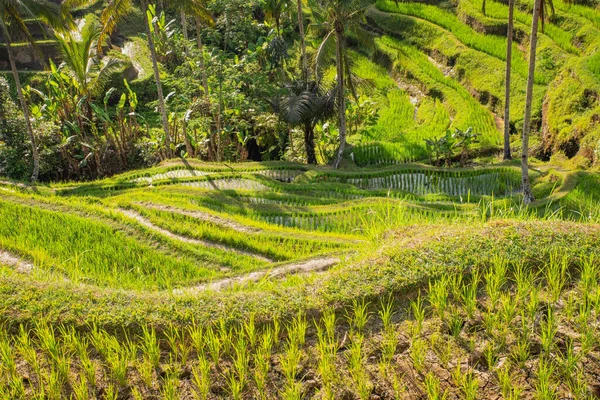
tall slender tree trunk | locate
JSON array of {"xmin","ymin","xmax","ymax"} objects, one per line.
[
  {"xmin": 141, "ymin": 0, "xmax": 172, "ymax": 159},
  {"xmin": 482, "ymin": 0, "xmax": 486, "ymax": 16},
  {"xmin": 304, "ymin": 122, "xmax": 317, "ymax": 164},
  {"xmin": 181, "ymin": 11, "xmax": 189, "ymax": 56},
  {"xmin": 332, "ymin": 27, "xmax": 347, "ymax": 169},
  {"xmin": 182, "ymin": 115, "xmax": 194, "ymax": 157},
  {"xmin": 521, "ymin": 0, "xmax": 541, "ymax": 204},
  {"xmin": 503, "ymin": 0, "xmax": 514, "ymax": 160},
  {"xmin": 195, "ymin": 18, "xmax": 209, "ymax": 97},
  {"xmin": 1, "ymin": 19, "xmax": 40, "ymax": 182},
  {"xmin": 297, "ymin": 0, "xmax": 308, "ymax": 85}
]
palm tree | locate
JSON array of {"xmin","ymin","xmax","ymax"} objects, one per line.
[
  {"xmin": 311, "ymin": 0, "xmax": 370, "ymax": 169},
  {"xmin": 296, "ymin": 0, "xmax": 308, "ymax": 83},
  {"xmin": 264, "ymin": 0, "xmax": 287, "ymax": 35},
  {"xmin": 98, "ymin": 0, "xmax": 132, "ymax": 51},
  {"xmin": 173, "ymin": 0, "xmax": 211, "ymax": 57},
  {"xmin": 99, "ymin": 0, "xmax": 172, "ymax": 158},
  {"xmin": 55, "ymin": 21, "xmax": 121, "ymax": 101},
  {"xmin": 0, "ymin": 0, "xmax": 63, "ymax": 181},
  {"xmin": 521, "ymin": 0, "xmax": 553, "ymax": 204},
  {"xmin": 54, "ymin": 20, "xmax": 122, "ymax": 176},
  {"xmin": 503, "ymin": 0, "xmax": 514, "ymax": 160},
  {"xmin": 272, "ymin": 80, "xmax": 336, "ymax": 164},
  {"xmin": 140, "ymin": 0, "xmax": 172, "ymax": 158}
]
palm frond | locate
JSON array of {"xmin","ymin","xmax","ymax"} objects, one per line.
[
  {"xmin": 314, "ymin": 29, "xmax": 335, "ymax": 82},
  {"xmin": 99, "ymin": 0, "xmax": 133, "ymax": 52}
]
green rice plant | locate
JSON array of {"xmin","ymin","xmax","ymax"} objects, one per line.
[
  {"xmin": 540, "ymin": 307, "xmax": 557, "ymax": 355},
  {"xmin": 410, "ymin": 338, "xmax": 427, "ymax": 374},
  {"xmin": 566, "ymin": 368, "xmax": 589, "ymax": 400},
  {"xmin": 160, "ymin": 371, "xmax": 180, "ymax": 400},
  {"xmin": 535, "ymin": 359, "xmax": 558, "ymax": 400},
  {"xmin": 450, "ymin": 274, "xmax": 463, "ymax": 303},
  {"xmin": 496, "ymin": 362, "xmax": 513, "ymax": 398},
  {"xmin": 452, "ymin": 366, "xmax": 478, "ymax": 400},
  {"xmin": 280, "ymin": 336, "xmax": 303, "ymax": 399},
  {"xmin": 347, "ymin": 334, "xmax": 373, "ymax": 400},
  {"xmin": 499, "ymin": 292, "xmax": 517, "ymax": 326},
  {"xmin": 231, "ymin": 333, "xmax": 250, "ymax": 392},
  {"xmin": 527, "ymin": 286, "xmax": 541, "ymax": 325},
  {"xmin": 511, "ymin": 336, "xmax": 531, "ymax": 369},
  {"xmin": 45, "ymin": 366, "xmax": 63, "ymax": 400},
  {"xmin": 15, "ymin": 326, "xmax": 43, "ymax": 390},
  {"xmin": 428, "ymin": 277, "xmax": 449, "ymax": 320},
  {"xmin": 578, "ymin": 255, "xmax": 598, "ymax": 296},
  {"xmin": 447, "ymin": 307, "xmax": 464, "ymax": 338},
  {"xmin": 104, "ymin": 383, "xmax": 119, "ymax": 400},
  {"xmin": 557, "ymin": 338, "xmax": 581, "ymax": 380},
  {"xmin": 0, "ymin": 333, "xmax": 16, "ymax": 382},
  {"xmin": 483, "ymin": 341, "xmax": 499, "ymax": 371},
  {"xmin": 272, "ymin": 317, "xmax": 281, "ymax": 348},
  {"xmin": 380, "ymin": 325, "xmax": 397, "ymax": 372},
  {"xmin": 218, "ymin": 318, "xmax": 233, "ymax": 359},
  {"xmin": 379, "ymin": 296, "xmax": 395, "ymax": 333},
  {"xmin": 410, "ymin": 293, "xmax": 426, "ymax": 337},
  {"xmin": 225, "ymin": 368, "xmax": 244, "ymax": 400},
  {"xmin": 287, "ymin": 312, "xmax": 307, "ymax": 347},
  {"xmin": 188, "ymin": 322, "xmax": 205, "ymax": 357},
  {"xmin": 12, "ymin": 374, "xmax": 26, "ymax": 398},
  {"xmin": 346, "ymin": 299, "xmax": 371, "ymax": 334},
  {"xmin": 244, "ymin": 314, "xmax": 257, "ymax": 349},
  {"xmin": 579, "ymin": 327, "xmax": 596, "ymax": 358},
  {"xmin": 315, "ymin": 314, "xmax": 338, "ymax": 398},
  {"xmin": 104, "ymin": 340, "xmax": 130, "ymax": 387},
  {"xmin": 71, "ymin": 375, "xmax": 89, "ymax": 400},
  {"xmin": 482, "ymin": 310, "xmax": 496, "ymax": 337},
  {"xmin": 140, "ymin": 326, "xmax": 161, "ymax": 368},
  {"xmin": 576, "ymin": 298, "xmax": 592, "ymax": 335},
  {"xmin": 424, "ymin": 372, "xmax": 448, "ymax": 400},
  {"xmin": 513, "ymin": 263, "xmax": 535, "ymax": 303},
  {"xmin": 136, "ymin": 357, "xmax": 155, "ymax": 388},
  {"xmin": 392, "ymin": 373, "xmax": 407, "ymax": 398},
  {"xmin": 253, "ymin": 332, "xmax": 272, "ymax": 400},
  {"xmin": 204, "ymin": 326, "xmax": 222, "ymax": 365},
  {"xmin": 431, "ymin": 334, "xmax": 452, "ymax": 368},
  {"xmin": 545, "ymin": 254, "xmax": 569, "ymax": 303},
  {"xmin": 485, "ymin": 257, "xmax": 508, "ymax": 311},
  {"xmin": 192, "ymin": 355, "xmax": 211, "ymax": 400},
  {"xmin": 131, "ymin": 387, "xmax": 144, "ymax": 400},
  {"xmin": 461, "ymin": 270, "xmax": 480, "ymax": 319}
]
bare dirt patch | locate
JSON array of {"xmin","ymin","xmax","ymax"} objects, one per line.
[
  {"xmin": 118, "ymin": 209, "xmax": 273, "ymax": 262},
  {"xmin": 0, "ymin": 250, "xmax": 33, "ymax": 273},
  {"xmin": 175, "ymin": 256, "xmax": 340, "ymax": 293},
  {"xmin": 138, "ymin": 203, "xmax": 260, "ymax": 233}
]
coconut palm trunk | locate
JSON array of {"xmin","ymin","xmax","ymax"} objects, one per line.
[
  {"xmin": 140, "ymin": 0, "xmax": 172, "ymax": 159},
  {"xmin": 0, "ymin": 19, "xmax": 40, "ymax": 182},
  {"xmin": 521, "ymin": 0, "xmax": 541, "ymax": 204},
  {"xmin": 195, "ymin": 17, "xmax": 209, "ymax": 96},
  {"xmin": 503, "ymin": 0, "xmax": 514, "ymax": 160},
  {"xmin": 181, "ymin": 10, "xmax": 190, "ymax": 55},
  {"xmin": 297, "ymin": 0, "xmax": 308, "ymax": 84},
  {"xmin": 304, "ymin": 122, "xmax": 317, "ymax": 164},
  {"xmin": 332, "ymin": 25, "xmax": 347, "ymax": 169}
]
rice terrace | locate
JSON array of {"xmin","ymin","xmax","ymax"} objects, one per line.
[{"xmin": 1, "ymin": 0, "xmax": 600, "ymax": 398}]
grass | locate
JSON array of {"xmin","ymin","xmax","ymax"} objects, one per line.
[
  {"xmin": 0, "ymin": 246, "xmax": 598, "ymax": 398},
  {"xmin": 0, "ymin": 160, "xmax": 599, "ymax": 397},
  {"xmin": 374, "ymin": 0, "xmax": 553, "ymax": 84}
]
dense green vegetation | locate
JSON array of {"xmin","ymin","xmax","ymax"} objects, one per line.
[{"xmin": 2, "ymin": 0, "xmax": 600, "ymax": 398}]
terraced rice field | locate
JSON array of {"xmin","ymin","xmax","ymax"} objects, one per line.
[{"xmin": 0, "ymin": 160, "xmax": 599, "ymax": 399}]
